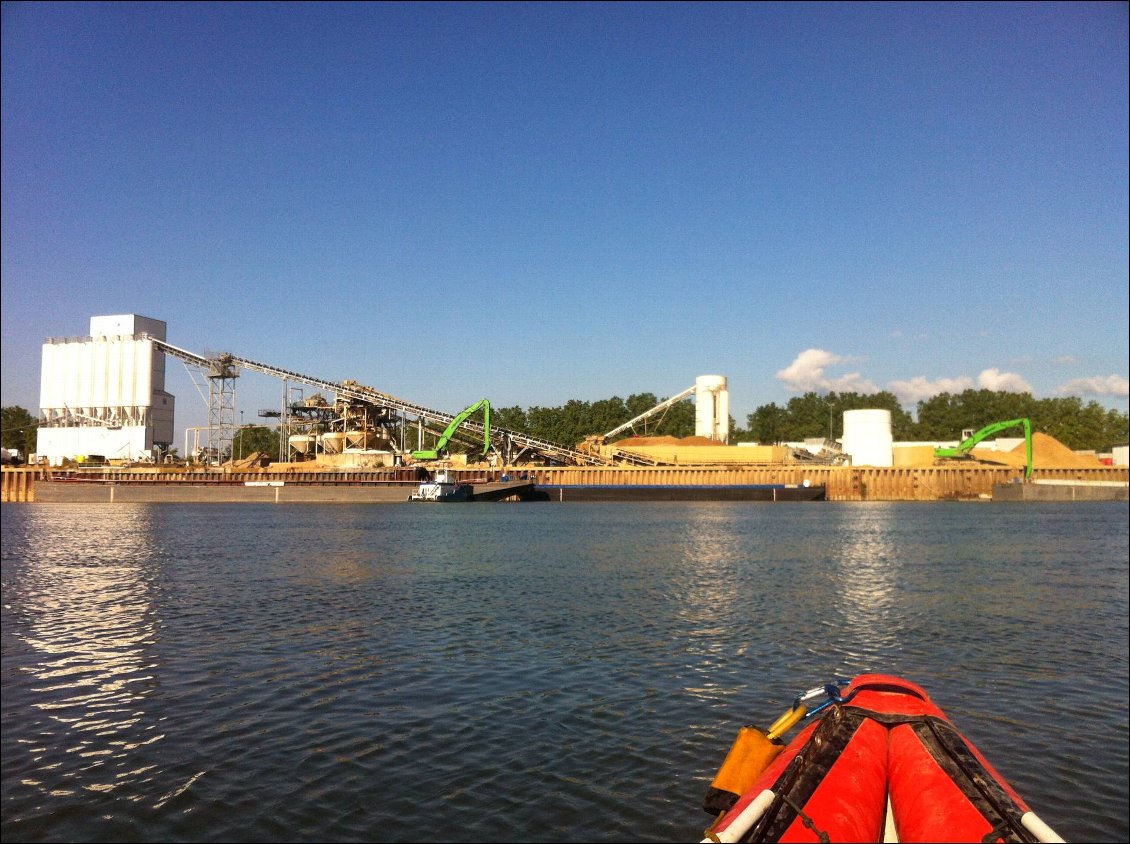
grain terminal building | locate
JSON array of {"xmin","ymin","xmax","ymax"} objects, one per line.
[{"xmin": 36, "ymin": 314, "xmax": 175, "ymax": 465}]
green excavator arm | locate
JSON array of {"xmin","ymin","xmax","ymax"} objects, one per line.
[
  {"xmin": 934, "ymin": 418, "xmax": 1032, "ymax": 479},
  {"xmin": 411, "ymin": 399, "xmax": 491, "ymax": 461}
]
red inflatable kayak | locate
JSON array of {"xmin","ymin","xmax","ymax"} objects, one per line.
[{"xmin": 701, "ymin": 675, "xmax": 1064, "ymax": 843}]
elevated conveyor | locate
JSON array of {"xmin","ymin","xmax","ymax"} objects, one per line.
[{"xmin": 151, "ymin": 339, "xmax": 614, "ymax": 466}]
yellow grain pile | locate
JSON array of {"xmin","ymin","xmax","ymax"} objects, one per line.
[
  {"xmin": 613, "ymin": 435, "xmax": 682, "ymax": 447},
  {"xmin": 227, "ymin": 451, "xmax": 271, "ymax": 468},
  {"xmin": 609, "ymin": 435, "xmax": 788, "ymax": 464},
  {"xmin": 895, "ymin": 433, "xmax": 1102, "ymax": 469},
  {"xmin": 611, "ymin": 435, "xmax": 722, "ymax": 447},
  {"xmin": 973, "ymin": 432, "xmax": 1104, "ymax": 469}
]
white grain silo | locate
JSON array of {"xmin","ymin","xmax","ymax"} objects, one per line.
[
  {"xmin": 694, "ymin": 375, "xmax": 730, "ymax": 443},
  {"xmin": 36, "ymin": 315, "xmax": 176, "ymax": 464},
  {"xmin": 841, "ymin": 409, "xmax": 894, "ymax": 467}
]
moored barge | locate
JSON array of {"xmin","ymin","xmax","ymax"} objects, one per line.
[{"xmin": 536, "ymin": 483, "xmax": 825, "ymax": 502}]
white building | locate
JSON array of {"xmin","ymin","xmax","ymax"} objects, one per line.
[{"xmin": 36, "ymin": 314, "xmax": 175, "ymax": 464}]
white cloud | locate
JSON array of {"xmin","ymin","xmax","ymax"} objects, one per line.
[
  {"xmin": 977, "ymin": 368, "xmax": 1032, "ymax": 393},
  {"xmin": 776, "ymin": 349, "xmax": 879, "ymax": 394},
  {"xmin": 1053, "ymin": 355, "xmax": 1079, "ymax": 366},
  {"xmin": 888, "ymin": 375, "xmax": 975, "ymax": 404},
  {"xmin": 778, "ymin": 352, "xmax": 1125, "ymax": 406},
  {"xmin": 1058, "ymin": 375, "xmax": 1130, "ymax": 398},
  {"xmin": 887, "ymin": 367, "xmax": 1033, "ymax": 404},
  {"xmin": 776, "ymin": 349, "xmax": 841, "ymax": 391},
  {"xmin": 831, "ymin": 371, "xmax": 881, "ymax": 393}
]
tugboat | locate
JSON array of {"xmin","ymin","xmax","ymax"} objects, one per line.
[{"xmin": 408, "ymin": 471, "xmax": 473, "ymax": 502}]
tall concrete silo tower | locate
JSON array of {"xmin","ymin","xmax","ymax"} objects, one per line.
[
  {"xmin": 694, "ymin": 375, "xmax": 730, "ymax": 443},
  {"xmin": 36, "ymin": 315, "xmax": 176, "ymax": 464}
]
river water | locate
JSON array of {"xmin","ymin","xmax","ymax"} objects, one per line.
[{"xmin": 1, "ymin": 501, "xmax": 1127, "ymax": 842}]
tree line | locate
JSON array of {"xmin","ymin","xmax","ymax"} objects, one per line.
[
  {"xmin": 492, "ymin": 389, "xmax": 1128, "ymax": 453},
  {"xmin": 1, "ymin": 406, "xmax": 38, "ymax": 458},
  {"xmin": 4, "ymin": 389, "xmax": 1127, "ymax": 460}
]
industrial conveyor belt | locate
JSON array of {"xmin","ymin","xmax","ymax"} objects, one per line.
[{"xmin": 151, "ymin": 338, "xmax": 614, "ymax": 466}]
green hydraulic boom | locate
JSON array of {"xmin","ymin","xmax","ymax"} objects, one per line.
[
  {"xmin": 411, "ymin": 399, "xmax": 491, "ymax": 461},
  {"xmin": 933, "ymin": 418, "xmax": 1033, "ymax": 479}
]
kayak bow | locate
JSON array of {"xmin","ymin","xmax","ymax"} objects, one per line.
[{"xmin": 702, "ymin": 674, "xmax": 1064, "ymax": 844}]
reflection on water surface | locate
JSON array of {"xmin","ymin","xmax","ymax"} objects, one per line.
[
  {"xmin": 7, "ymin": 507, "xmax": 170, "ymax": 801},
  {"xmin": 1, "ymin": 502, "xmax": 1126, "ymax": 843}
]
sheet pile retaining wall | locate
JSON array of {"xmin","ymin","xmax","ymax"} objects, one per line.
[{"xmin": 5, "ymin": 464, "xmax": 1127, "ymax": 503}]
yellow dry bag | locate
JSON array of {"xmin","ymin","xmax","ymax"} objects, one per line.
[
  {"xmin": 702, "ymin": 703, "xmax": 807, "ymax": 816},
  {"xmin": 702, "ymin": 725, "xmax": 784, "ymax": 815}
]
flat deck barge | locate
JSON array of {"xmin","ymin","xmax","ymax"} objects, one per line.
[{"xmin": 536, "ymin": 483, "xmax": 824, "ymax": 502}]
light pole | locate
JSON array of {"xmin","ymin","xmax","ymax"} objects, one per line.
[{"xmin": 239, "ymin": 411, "xmax": 244, "ymax": 460}]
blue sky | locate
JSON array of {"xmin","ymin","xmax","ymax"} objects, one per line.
[{"xmin": 3, "ymin": 2, "xmax": 1127, "ymax": 440}]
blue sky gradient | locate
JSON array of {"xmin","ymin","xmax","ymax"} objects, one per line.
[{"xmin": 3, "ymin": 2, "xmax": 1127, "ymax": 439}]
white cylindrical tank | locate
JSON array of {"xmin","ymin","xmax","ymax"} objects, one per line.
[
  {"xmin": 841, "ymin": 409, "xmax": 894, "ymax": 467},
  {"xmin": 119, "ymin": 337, "xmax": 137, "ymax": 408},
  {"xmin": 107, "ymin": 339, "xmax": 123, "ymax": 410},
  {"xmin": 695, "ymin": 375, "xmax": 730, "ymax": 443},
  {"xmin": 134, "ymin": 338, "xmax": 153, "ymax": 408},
  {"xmin": 50, "ymin": 343, "xmax": 69, "ymax": 413},
  {"xmin": 91, "ymin": 338, "xmax": 109, "ymax": 409},
  {"xmin": 77, "ymin": 342, "xmax": 94, "ymax": 412},
  {"xmin": 716, "ymin": 387, "xmax": 729, "ymax": 442},
  {"xmin": 70, "ymin": 344, "xmax": 85, "ymax": 411}
]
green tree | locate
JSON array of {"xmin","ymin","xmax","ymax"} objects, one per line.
[
  {"xmin": 492, "ymin": 405, "xmax": 529, "ymax": 434},
  {"xmin": 657, "ymin": 394, "xmax": 697, "ymax": 437},
  {"xmin": 743, "ymin": 392, "xmax": 914, "ymax": 443},
  {"xmin": 901, "ymin": 390, "xmax": 1124, "ymax": 452},
  {"xmin": 1, "ymin": 406, "xmax": 39, "ymax": 457},
  {"xmin": 1030, "ymin": 397, "xmax": 1128, "ymax": 451},
  {"xmin": 232, "ymin": 425, "xmax": 281, "ymax": 461},
  {"xmin": 590, "ymin": 396, "xmax": 629, "ymax": 433},
  {"xmin": 728, "ymin": 416, "xmax": 751, "ymax": 442},
  {"xmin": 746, "ymin": 402, "xmax": 788, "ymax": 443},
  {"xmin": 914, "ymin": 389, "xmax": 1040, "ymax": 440}
]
